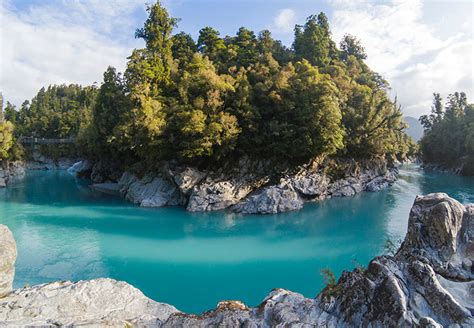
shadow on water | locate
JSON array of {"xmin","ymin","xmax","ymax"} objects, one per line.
[{"xmin": 0, "ymin": 165, "xmax": 472, "ymax": 313}]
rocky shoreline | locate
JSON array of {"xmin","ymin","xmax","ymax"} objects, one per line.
[
  {"xmin": 0, "ymin": 161, "xmax": 25, "ymax": 188},
  {"xmin": 422, "ymin": 161, "xmax": 473, "ymax": 176},
  {"xmin": 0, "ymin": 193, "xmax": 472, "ymax": 326},
  {"xmin": 78, "ymin": 157, "xmax": 399, "ymax": 214}
]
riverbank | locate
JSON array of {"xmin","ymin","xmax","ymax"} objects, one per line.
[
  {"xmin": 0, "ymin": 161, "xmax": 25, "ymax": 188},
  {"xmin": 75, "ymin": 156, "xmax": 399, "ymax": 214},
  {"xmin": 0, "ymin": 192, "xmax": 471, "ymax": 326},
  {"xmin": 422, "ymin": 157, "xmax": 474, "ymax": 176}
]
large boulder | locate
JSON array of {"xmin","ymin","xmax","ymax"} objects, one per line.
[
  {"xmin": 0, "ymin": 278, "xmax": 179, "ymax": 326},
  {"xmin": 168, "ymin": 166, "xmax": 206, "ymax": 196},
  {"xmin": 118, "ymin": 172, "xmax": 184, "ymax": 208},
  {"xmin": 67, "ymin": 160, "xmax": 92, "ymax": 176},
  {"xmin": 290, "ymin": 173, "xmax": 330, "ymax": 198},
  {"xmin": 233, "ymin": 182, "xmax": 304, "ymax": 214},
  {"xmin": 0, "ymin": 225, "xmax": 16, "ymax": 297},
  {"xmin": 187, "ymin": 178, "xmax": 255, "ymax": 212}
]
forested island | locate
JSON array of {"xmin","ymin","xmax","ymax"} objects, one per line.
[{"xmin": 0, "ymin": 1, "xmax": 471, "ymax": 211}]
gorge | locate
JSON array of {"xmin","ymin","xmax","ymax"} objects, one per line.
[{"xmin": 0, "ymin": 190, "xmax": 472, "ymax": 326}]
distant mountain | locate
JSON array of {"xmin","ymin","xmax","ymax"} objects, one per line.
[{"xmin": 404, "ymin": 116, "xmax": 423, "ymax": 142}]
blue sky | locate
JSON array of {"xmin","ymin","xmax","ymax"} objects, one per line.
[{"xmin": 1, "ymin": 0, "xmax": 473, "ymax": 117}]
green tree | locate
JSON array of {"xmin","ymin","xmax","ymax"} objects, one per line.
[
  {"xmin": 167, "ymin": 54, "xmax": 240, "ymax": 161},
  {"xmin": 197, "ymin": 27, "xmax": 226, "ymax": 64},
  {"xmin": 340, "ymin": 34, "xmax": 367, "ymax": 61},
  {"xmin": 171, "ymin": 32, "xmax": 197, "ymax": 69},
  {"xmin": 294, "ymin": 13, "xmax": 337, "ymax": 67}
]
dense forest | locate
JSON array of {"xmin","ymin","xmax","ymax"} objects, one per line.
[
  {"xmin": 2, "ymin": 1, "xmax": 416, "ymax": 168},
  {"xmin": 419, "ymin": 92, "xmax": 474, "ymax": 175}
]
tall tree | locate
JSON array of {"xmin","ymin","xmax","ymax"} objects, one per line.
[{"xmin": 294, "ymin": 12, "xmax": 336, "ymax": 67}]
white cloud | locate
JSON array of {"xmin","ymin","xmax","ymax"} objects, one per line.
[
  {"xmin": 273, "ymin": 8, "xmax": 296, "ymax": 34},
  {"xmin": 329, "ymin": 0, "xmax": 473, "ymax": 117},
  {"xmin": 0, "ymin": 1, "xmax": 144, "ymax": 106}
]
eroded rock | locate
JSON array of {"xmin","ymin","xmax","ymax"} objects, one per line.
[
  {"xmin": 118, "ymin": 172, "xmax": 185, "ymax": 208},
  {"xmin": 233, "ymin": 182, "xmax": 304, "ymax": 214},
  {"xmin": 0, "ymin": 225, "xmax": 16, "ymax": 297}
]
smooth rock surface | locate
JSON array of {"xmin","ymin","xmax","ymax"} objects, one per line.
[
  {"xmin": 0, "ymin": 225, "xmax": 16, "ymax": 297},
  {"xmin": 232, "ymin": 182, "xmax": 304, "ymax": 214},
  {"xmin": 67, "ymin": 160, "xmax": 92, "ymax": 176},
  {"xmin": 0, "ymin": 278, "xmax": 179, "ymax": 327},
  {"xmin": 118, "ymin": 172, "xmax": 184, "ymax": 208}
]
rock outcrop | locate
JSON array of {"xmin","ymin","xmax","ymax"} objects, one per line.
[
  {"xmin": 27, "ymin": 152, "xmax": 76, "ymax": 171},
  {"xmin": 88, "ymin": 157, "xmax": 398, "ymax": 214},
  {"xmin": 0, "ymin": 161, "xmax": 25, "ymax": 188},
  {"xmin": 233, "ymin": 160, "xmax": 398, "ymax": 214},
  {"xmin": 0, "ymin": 193, "xmax": 472, "ymax": 327},
  {"xmin": 67, "ymin": 160, "xmax": 92, "ymax": 176},
  {"xmin": 0, "ymin": 279, "xmax": 179, "ymax": 327},
  {"xmin": 118, "ymin": 172, "xmax": 185, "ymax": 207},
  {"xmin": 0, "ymin": 225, "xmax": 16, "ymax": 297}
]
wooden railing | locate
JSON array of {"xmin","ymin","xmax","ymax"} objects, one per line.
[{"xmin": 19, "ymin": 137, "xmax": 76, "ymax": 145}]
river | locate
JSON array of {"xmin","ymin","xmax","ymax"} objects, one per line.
[{"xmin": 0, "ymin": 165, "xmax": 472, "ymax": 313}]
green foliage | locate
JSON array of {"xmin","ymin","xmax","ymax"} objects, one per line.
[
  {"xmin": 294, "ymin": 13, "xmax": 337, "ymax": 67},
  {"xmin": 171, "ymin": 32, "xmax": 197, "ymax": 69},
  {"xmin": 0, "ymin": 120, "xmax": 14, "ymax": 160},
  {"xmin": 15, "ymin": 1, "xmax": 413, "ymax": 168},
  {"xmin": 10, "ymin": 85, "xmax": 97, "ymax": 139},
  {"xmin": 320, "ymin": 268, "xmax": 340, "ymax": 298},
  {"xmin": 420, "ymin": 92, "xmax": 473, "ymax": 173},
  {"xmin": 167, "ymin": 54, "xmax": 240, "ymax": 161},
  {"xmin": 340, "ymin": 34, "xmax": 367, "ymax": 61}
]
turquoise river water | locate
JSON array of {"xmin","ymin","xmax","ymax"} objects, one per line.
[{"xmin": 0, "ymin": 165, "xmax": 473, "ymax": 313}]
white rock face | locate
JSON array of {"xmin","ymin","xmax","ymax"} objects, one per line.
[
  {"xmin": 0, "ymin": 278, "xmax": 179, "ymax": 327},
  {"xmin": 0, "ymin": 225, "xmax": 16, "ymax": 297},
  {"xmin": 67, "ymin": 160, "xmax": 93, "ymax": 176},
  {"xmin": 187, "ymin": 178, "xmax": 256, "ymax": 212},
  {"xmin": 170, "ymin": 166, "xmax": 206, "ymax": 196},
  {"xmin": 118, "ymin": 172, "xmax": 184, "ymax": 208},
  {"xmin": 232, "ymin": 182, "xmax": 304, "ymax": 214},
  {"xmin": 233, "ymin": 164, "xmax": 399, "ymax": 214}
]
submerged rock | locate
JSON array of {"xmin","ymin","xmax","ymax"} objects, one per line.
[
  {"xmin": 90, "ymin": 182, "xmax": 121, "ymax": 196},
  {"xmin": 0, "ymin": 193, "xmax": 472, "ymax": 326}
]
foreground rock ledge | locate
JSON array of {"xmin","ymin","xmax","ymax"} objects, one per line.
[{"xmin": 0, "ymin": 193, "xmax": 473, "ymax": 327}]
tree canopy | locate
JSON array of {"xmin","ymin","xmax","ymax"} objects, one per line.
[
  {"xmin": 10, "ymin": 1, "xmax": 414, "ymax": 168},
  {"xmin": 419, "ymin": 92, "xmax": 474, "ymax": 174}
]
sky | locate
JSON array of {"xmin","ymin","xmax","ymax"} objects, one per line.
[{"xmin": 0, "ymin": 0, "xmax": 473, "ymax": 118}]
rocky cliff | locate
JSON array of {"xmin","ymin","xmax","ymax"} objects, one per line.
[
  {"xmin": 0, "ymin": 161, "xmax": 25, "ymax": 188},
  {"xmin": 0, "ymin": 193, "xmax": 472, "ymax": 327},
  {"xmin": 83, "ymin": 157, "xmax": 398, "ymax": 214}
]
